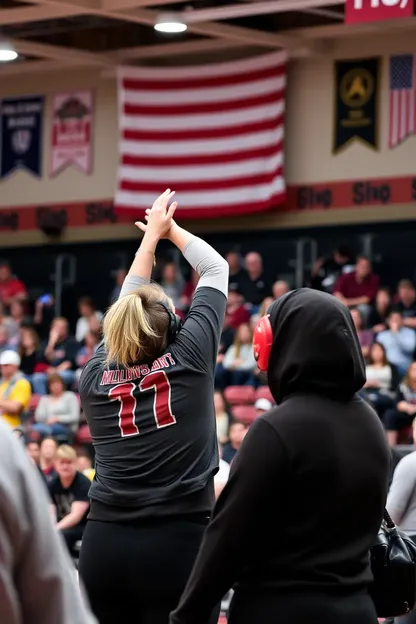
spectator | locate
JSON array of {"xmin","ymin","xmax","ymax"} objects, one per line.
[
  {"xmin": 26, "ymin": 439, "xmax": 41, "ymax": 465},
  {"xmin": 255, "ymin": 398, "xmax": 273, "ymax": 417},
  {"xmin": 33, "ymin": 373, "xmax": 80, "ymax": 439},
  {"xmin": 309, "ymin": 245, "xmax": 354, "ymax": 293},
  {"xmin": 39, "ymin": 436, "xmax": 58, "ymax": 483},
  {"xmin": 214, "ymin": 390, "xmax": 231, "ymax": 444},
  {"xmin": 384, "ymin": 362, "xmax": 416, "ymax": 447},
  {"xmin": 224, "ymin": 288, "xmax": 251, "ymax": 331},
  {"xmin": 0, "ymin": 259, "xmax": 27, "ymax": 310},
  {"xmin": 32, "ymin": 317, "xmax": 78, "ymax": 395},
  {"xmin": 48, "ymin": 444, "xmax": 90, "ymax": 556},
  {"xmin": 0, "ymin": 302, "xmax": 18, "ymax": 343},
  {"xmin": 214, "ymin": 444, "xmax": 230, "ymax": 499},
  {"xmin": 361, "ymin": 342, "xmax": 399, "ymax": 419},
  {"xmin": 394, "ymin": 279, "xmax": 416, "ymax": 329},
  {"xmin": 350, "ymin": 308, "xmax": 373, "ymax": 359},
  {"xmin": 219, "ymin": 323, "xmax": 257, "ymax": 388},
  {"xmin": 160, "ymin": 262, "xmax": 184, "ymax": 310},
  {"xmin": 76, "ymin": 297, "xmax": 103, "ymax": 343},
  {"xmin": 334, "ymin": 256, "xmax": 380, "ymax": 323},
  {"xmin": 250, "ymin": 296, "xmax": 274, "ymax": 329},
  {"xmin": 19, "ymin": 326, "xmax": 46, "ymax": 382},
  {"xmin": 272, "ymin": 280, "xmax": 290, "ymax": 300},
  {"xmin": 10, "ymin": 300, "xmax": 29, "ymax": 332},
  {"xmin": 180, "ymin": 269, "xmax": 199, "ymax": 312},
  {"xmin": 0, "ymin": 351, "xmax": 31, "ymax": 428},
  {"xmin": 377, "ymin": 311, "xmax": 416, "ymax": 377},
  {"xmin": 368, "ymin": 287, "xmax": 392, "ymax": 334},
  {"xmin": 226, "ymin": 251, "xmax": 248, "ymax": 294},
  {"xmin": 0, "ymin": 324, "xmax": 15, "ymax": 353},
  {"xmin": 110, "ymin": 268, "xmax": 127, "ymax": 303},
  {"xmin": 241, "ymin": 252, "xmax": 270, "ymax": 306},
  {"xmin": 33, "ymin": 294, "xmax": 55, "ymax": 340},
  {"xmin": 77, "ymin": 450, "xmax": 95, "ymax": 481},
  {"xmin": 222, "ymin": 422, "xmax": 248, "ymax": 465},
  {"xmin": 76, "ymin": 330, "xmax": 101, "ymax": 380}
]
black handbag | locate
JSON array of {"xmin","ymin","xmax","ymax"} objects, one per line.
[{"xmin": 370, "ymin": 508, "xmax": 416, "ymax": 618}]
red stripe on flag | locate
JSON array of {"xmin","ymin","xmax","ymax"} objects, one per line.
[
  {"xmin": 122, "ymin": 64, "xmax": 285, "ymax": 92},
  {"xmin": 122, "ymin": 141, "xmax": 282, "ymax": 168},
  {"xmin": 124, "ymin": 89, "xmax": 284, "ymax": 117},
  {"xmin": 119, "ymin": 166, "xmax": 283, "ymax": 194},
  {"xmin": 123, "ymin": 114, "xmax": 283, "ymax": 143}
]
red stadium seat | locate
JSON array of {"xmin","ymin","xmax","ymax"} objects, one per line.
[
  {"xmin": 232, "ymin": 405, "xmax": 257, "ymax": 425},
  {"xmin": 254, "ymin": 386, "xmax": 274, "ymax": 405},
  {"xmin": 224, "ymin": 386, "xmax": 255, "ymax": 406},
  {"xmin": 76, "ymin": 424, "xmax": 93, "ymax": 444},
  {"xmin": 28, "ymin": 394, "xmax": 41, "ymax": 412}
]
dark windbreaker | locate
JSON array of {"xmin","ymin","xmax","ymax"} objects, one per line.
[{"xmin": 171, "ymin": 288, "xmax": 390, "ymax": 624}]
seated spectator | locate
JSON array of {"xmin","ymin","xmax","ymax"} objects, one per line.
[
  {"xmin": 334, "ymin": 255, "xmax": 380, "ymax": 324},
  {"xmin": 368, "ymin": 287, "xmax": 392, "ymax": 334},
  {"xmin": 272, "ymin": 280, "xmax": 290, "ymax": 300},
  {"xmin": 10, "ymin": 300, "xmax": 30, "ymax": 334},
  {"xmin": 217, "ymin": 325, "xmax": 235, "ymax": 369},
  {"xmin": 255, "ymin": 397, "xmax": 273, "ymax": 417},
  {"xmin": 75, "ymin": 330, "xmax": 101, "ymax": 380},
  {"xmin": 214, "ymin": 390, "xmax": 231, "ymax": 444},
  {"xmin": 26, "ymin": 439, "xmax": 41, "ymax": 465},
  {"xmin": 250, "ymin": 296, "xmax": 274, "ymax": 329},
  {"xmin": 39, "ymin": 436, "xmax": 58, "ymax": 483},
  {"xmin": 180, "ymin": 269, "xmax": 199, "ymax": 313},
  {"xmin": 76, "ymin": 450, "xmax": 95, "ymax": 481},
  {"xmin": 33, "ymin": 293, "xmax": 55, "ymax": 340},
  {"xmin": 0, "ymin": 350, "xmax": 31, "ymax": 428},
  {"xmin": 218, "ymin": 323, "xmax": 257, "ymax": 388},
  {"xmin": 310, "ymin": 245, "xmax": 355, "ymax": 293},
  {"xmin": 48, "ymin": 444, "xmax": 90, "ymax": 556},
  {"xmin": 32, "ymin": 317, "xmax": 78, "ymax": 395},
  {"xmin": 387, "ymin": 418, "xmax": 416, "ymax": 533},
  {"xmin": 241, "ymin": 252, "xmax": 271, "ymax": 306},
  {"xmin": 224, "ymin": 287, "xmax": 251, "ymax": 330},
  {"xmin": 160, "ymin": 262, "xmax": 184, "ymax": 310},
  {"xmin": 222, "ymin": 422, "xmax": 248, "ymax": 465},
  {"xmin": 75, "ymin": 297, "xmax": 103, "ymax": 343},
  {"xmin": 384, "ymin": 362, "xmax": 416, "ymax": 447},
  {"xmin": 33, "ymin": 373, "xmax": 80, "ymax": 439},
  {"xmin": 226, "ymin": 251, "xmax": 248, "ymax": 294},
  {"xmin": 0, "ymin": 324, "xmax": 16, "ymax": 353},
  {"xmin": 19, "ymin": 326, "xmax": 47, "ymax": 382},
  {"xmin": 0, "ymin": 259, "xmax": 27, "ymax": 310},
  {"xmin": 350, "ymin": 308, "xmax": 373, "ymax": 358},
  {"xmin": 377, "ymin": 311, "xmax": 416, "ymax": 378},
  {"xmin": 215, "ymin": 444, "xmax": 230, "ymax": 499},
  {"xmin": 361, "ymin": 342, "xmax": 399, "ymax": 419},
  {"xmin": 394, "ymin": 279, "xmax": 416, "ymax": 329},
  {"xmin": 110, "ymin": 268, "xmax": 127, "ymax": 303},
  {"xmin": 0, "ymin": 302, "xmax": 19, "ymax": 343}
]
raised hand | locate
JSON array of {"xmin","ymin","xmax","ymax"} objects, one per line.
[{"xmin": 135, "ymin": 189, "xmax": 178, "ymax": 241}]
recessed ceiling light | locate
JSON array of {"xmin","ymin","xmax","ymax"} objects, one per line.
[
  {"xmin": 0, "ymin": 46, "xmax": 18, "ymax": 62},
  {"xmin": 154, "ymin": 13, "xmax": 187, "ymax": 33}
]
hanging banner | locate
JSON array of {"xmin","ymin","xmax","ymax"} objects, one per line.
[
  {"xmin": 333, "ymin": 57, "xmax": 380, "ymax": 154},
  {"xmin": 50, "ymin": 90, "xmax": 94, "ymax": 177},
  {"xmin": 0, "ymin": 96, "xmax": 44, "ymax": 179},
  {"xmin": 345, "ymin": 0, "xmax": 413, "ymax": 24}
]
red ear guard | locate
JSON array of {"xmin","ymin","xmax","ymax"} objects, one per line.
[{"xmin": 253, "ymin": 314, "xmax": 273, "ymax": 373}]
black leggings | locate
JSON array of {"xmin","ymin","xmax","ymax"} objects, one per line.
[{"xmin": 79, "ymin": 518, "xmax": 220, "ymax": 624}]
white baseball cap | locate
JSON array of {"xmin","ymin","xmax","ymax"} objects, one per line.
[
  {"xmin": 0, "ymin": 350, "xmax": 21, "ymax": 367},
  {"xmin": 255, "ymin": 398, "xmax": 273, "ymax": 412}
]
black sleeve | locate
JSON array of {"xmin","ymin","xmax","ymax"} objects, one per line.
[
  {"xmin": 64, "ymin": 339, "xmax": 80, "ymax": 370},
  {"xmin": 170, "ymin": 418, "xmax": 287, "ymax": 624},
  {"xmin": 390, "ymin": 365, "xmax": 400, "ymax": 391},
  {"xmin": 173, "ymin": 287, "xmax": 227, "ymax": 374},
  {"xmin": 72, "ymin": 473, "xmax": 91, "ymax": 502},
  {"xmin": 396, "ymin": 387, "xmax": 405, "ymax": 404}
]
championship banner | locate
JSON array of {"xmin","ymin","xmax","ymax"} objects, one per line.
[
  {"xmin": 333, "ymin": 58, "xmax": 380, "ymax": 154},
  {"xmin": 50, "ymin": 90, "xmax": 94, "ymax": 176},
  {"xmin": 0, "ymin": 96, "xmax": 44, "ymax": 178},
  {"xmin": 345, "ymin": 0, "xmax": 413, "ymax": 25}
]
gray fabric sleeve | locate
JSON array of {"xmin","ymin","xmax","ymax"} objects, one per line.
[
  {"xmin": 0, "ymin": 421, "xmax": 97, "ymax": 624},
  {"xmin": 387, "ymin": 454, "xmax": 416, "ymax": 526},
  {"xmin": 119, "ymin": 275, "xmax": 150, "ymax": 298},
  {"xmin": 183, "ymin": 238, "xmax": 229, "ymax": 296}
]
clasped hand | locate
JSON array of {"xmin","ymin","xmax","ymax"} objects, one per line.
[{"xmin": 135, "ymin": 189, "xmax": 178, "ymax": 241}]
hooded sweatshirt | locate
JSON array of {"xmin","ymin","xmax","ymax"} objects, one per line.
[{"xmin": 171, "ymin": 289, "xmax": 390, "ymax": 624}]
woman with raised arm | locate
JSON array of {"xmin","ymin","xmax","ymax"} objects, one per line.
[{"xmin": 78, "ymin": 190, "xmax": 228, "ymax": 624}]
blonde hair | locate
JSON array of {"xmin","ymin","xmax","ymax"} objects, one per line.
[
  {"xmin": 233, "ymin": 323, "xmax": 253, "ymax": 358},
  {"xmin": 55, "ymin": 445, "xmax": 77, "ymax": 462},
  {"xmin": 103, "ymin": 283, "xmax": 172, "ymax": 368}
]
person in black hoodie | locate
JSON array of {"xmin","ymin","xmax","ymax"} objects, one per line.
[{"xmin": 170, "ymin": 288, "xmax": 390, "ymax": 624}]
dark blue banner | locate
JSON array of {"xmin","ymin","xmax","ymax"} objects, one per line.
[{"xmin": 0, "ymin": 96, "xmax": 44, "ymax": 178}]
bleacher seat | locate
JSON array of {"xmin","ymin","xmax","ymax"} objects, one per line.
[
  {"xmin": 76, "ymin": 424, "xmax": 92, "ymax": 444},
  {"xmin": 232, "ymin": 405, "xmax": 257, "ymax": 425},
  {"xmin": 224, "ymin": 386, "xmax": 255, "ymax": 406},
  {"xmin": 254, "ymin": 386, "xmax": 274, "ymax": 405}
]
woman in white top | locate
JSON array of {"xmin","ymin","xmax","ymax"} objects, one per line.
[
  {"xmin": 220, "ymin": 323, "xmax": 256, "ymax": 387},
  {"xmin": 33, "ymin": 373, "xmax": 80, "ymax": 439},
  {"xmin": 76, "ymin": 297, "xmax": 103, "ymax": 343},
  {"xmin": 214, "ymin": 391, "xmax": 230, "ymax": 444},
  {"xmin": 362, "ymin": 342, "xmax": 399, "ymax": 420}
]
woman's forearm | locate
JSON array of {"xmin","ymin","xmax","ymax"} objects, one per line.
[{"xmin": 119, "ymin": 232, "xmax": 158, "ymax": 298}]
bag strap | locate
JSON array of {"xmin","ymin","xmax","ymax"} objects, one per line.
[{"xmin": 384, "ymin": 508, "xmax": 395, "ymax": 529}]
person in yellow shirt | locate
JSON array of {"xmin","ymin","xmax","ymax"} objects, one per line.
[{"xmin": 0, "ymin": 351, "xmax": 32, "ymax": 428}]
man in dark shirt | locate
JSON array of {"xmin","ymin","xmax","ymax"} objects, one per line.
[
  {"xmin": 309, "ymin": 245, "xmax": 354, "ymax": 293},
  {"xmin": 49, "ymin": 444, "xmax": 90, "ymax": 555},
  {"xmin": 394, "ymin": 279, "xmax": 416, "ymax": 329},
  {"xmin": 334, "ymin": 256, "xmax": 380, "ymax": 325},
  {"xmin": 240, "ymin": 252, "xmax": 271, "ymax": 307},
  {"xmin": 226, "ymin": 251, "xmax": 249, "ymax": 294}
]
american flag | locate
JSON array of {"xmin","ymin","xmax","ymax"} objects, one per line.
[
  {"xmin": 389, "ymin": 53, "xmax": 416, "ymax": 149},
  {"xmin": 115, "ymin": 51, "xmax": 286, "ymax": 219}
]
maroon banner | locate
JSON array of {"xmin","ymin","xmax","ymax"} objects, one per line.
[{"xmin": 345, "ymin": 0, "xmax": 413, "ymax": 24}]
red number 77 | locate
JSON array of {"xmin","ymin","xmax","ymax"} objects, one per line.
[{"xmin": 109, "ymin": 371, "xmax": 176, "ymax": 437}]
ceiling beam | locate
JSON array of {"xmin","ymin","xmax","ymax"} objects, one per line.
[
  {"xmin": 0, "ymin": 4, "xmax": 88, "ymax": 25},
  {"xmin": 114, "ymin": 37, "xmax": 253, "ymax": 61},
  {"xmin": 9, "ymin": 37, "xmax": 116, "ymax": 65},
  {"xmin": 0, "ymin": 59, "xmax": 84, "ymax": 76},
  {"xmin": 102, "ymin": 0, "xmax": 184, "ymax": 9}
]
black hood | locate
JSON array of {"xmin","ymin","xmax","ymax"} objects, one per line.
[{"xmin": 267, "ymin": 288, "xmax": 366, "ymax": 404}]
